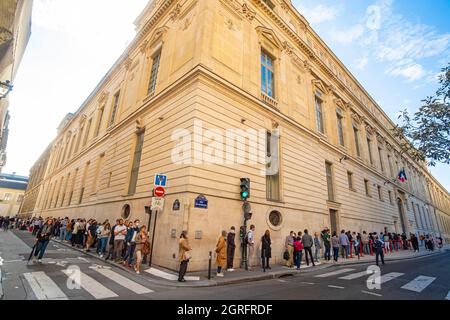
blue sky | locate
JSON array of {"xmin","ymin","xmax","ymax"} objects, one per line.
[{"xmin": 4, "ymin": 0, "xmax": 449, "ymax": 192}]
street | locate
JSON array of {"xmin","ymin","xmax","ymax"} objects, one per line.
[{"xmin": 1, "ymin": 229, "xmax": 449, "ymax": 300}]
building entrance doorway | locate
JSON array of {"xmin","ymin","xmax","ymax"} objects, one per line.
[{"xmin": 329, "ymin": 209, "xmax": 339, "ymax": 234}]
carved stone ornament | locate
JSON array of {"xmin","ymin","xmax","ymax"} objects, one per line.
[
  {"xmin": 241, "ymin": 3, "xmax": 256, "ymax": 21},
  {"xmin": 365, "ymin": 123, "xmax": 375, "ymax": 136},
  {"xmin": 170, "ymin": 3, "xmax": 182, "ymax": 20},
  {"xmin": 97, "ymin": 91, "xmax": 110, "ymax": 104},
  {"xmin": 282, "ymin": 41, "xmax": 294, "ymax": 55},
  {"xmin": 124, "ymin": 58, "xmax": 133, "ymax": 71}
]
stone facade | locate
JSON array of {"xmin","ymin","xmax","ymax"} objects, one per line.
[{"xmin": 21, "ymin": 0, "xmax": 450, "ymax": 271}]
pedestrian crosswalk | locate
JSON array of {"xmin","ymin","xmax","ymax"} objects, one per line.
[
  {"xmin": 23, "ymin": 264, "xmax": 156, "ymax": 300},
  {"xmin": 313, "ymin": 268, "xmax": 448, "ymax": 299}
]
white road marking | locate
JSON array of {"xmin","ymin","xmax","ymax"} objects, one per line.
[
  {"xmin": 23, "ymin": 272, "xmax": 68, "ymax": 300},
  {"xmin": 361, "ymin": 290, "xmax": 382, "ymax": 297},
  {"xmin": 89, "ymin": 265, "xmax": 153, "ymax": 294},
  {"xmin": 300, "ymin": 282, "xmax": 315, "ymax": 285},
  {"xmin": 62, "ymin": 269, "xmax": 117, "ymax": 300},
  {"xmin": 401, "ymin": 276, "xmax": 436, "ymax": 293},
  {"xmin": 145, "ymin": 267, "xmax": 200, "ymax": 281},
  {"xmin": 445, "ymin": 290, "xmax": 450, "ymax": 300},
  {"xmin": 380, "ymin": 272, "xmax": 404, "ymax": 284},
  {"xmin": 328, "ymin": 285, "xmax": 345, "ymax": 289},
  {"xmin": 339, "ymin": 271, "xmax": 369, "ymax": 280},
  {"xmin": 315, "ymin": 268, "xmax": 355, "ymax": 278}
]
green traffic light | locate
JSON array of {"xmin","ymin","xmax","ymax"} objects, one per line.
[{"xmin": 241, "ymin": 191, "xmax": 249, "ymax": 199}]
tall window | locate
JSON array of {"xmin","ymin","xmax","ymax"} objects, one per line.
[
  {"xmin": 367, "ymin": 137, "xmax": 374, "ymax": 165},
  {"xmin": 68, "ymin": 169, "xmax": 78, "ymax": 206},
  {"xmin": 60, "ymin": 173, "xmax": 70, "ymax": 207},
  {"xmin": 266, "ymin": 131, "xmax": 281, "ymax": 201},
  {"xmin": 336, "ymin": 108, "xmax": 344, "ymax": 146},
  {"xmin": 261, "ymin": 50, "xmax": 275, "ymax": 98},
  {"xmin": 353, "ymin": 125, "xmax": 361, "ymax": 157},
  {"xmin": 79, "ymin": 162, "xmax": 90, "ymax": 204},
  {"xmin": 388, "ymin": 190, "xmax": 393, "ymax": 204},
  {"xmin": 83, "ymin": 118, "xmax": 92, "ymax": 147},
  {"xmin": 347, "ymin": 171, "xmax": 354, "ymax": 190},
  {"xmin": 75, "ymin": 126, "xmax": 84, "ymax": 154},
  {"xmin": 92, "ymin": 153, "xmax": 105, "ymax": 193},
  {"xmin": 378, "ymin": 147, "xmax": 385, "ymax": 173},
  {"xmin": 326, "ymin": 162, "xmax": 335, "ymax": 201},
  {"xmin": 128, "ymin": 130, "xmax": 145, "ymax": 195},
  {"xmin": 377, "ymin": 185, "xmax": 382, "ymax": 201},
  {"xmin": 315, "ymin": 92, "xmax": 324, "ymax": 134},
  {"xmin": 109, "ymin": 92, "xmax": 120, "ymax": 127},
  {"xmin": 148, "ymin": 51, "xmax": 161, "ymax": 95},
  {"xmin": 364, "ymin": 179, "xmax": 370, "ymax": 196},
  {"xmin": 387, "ymin": 154, "xmax": 393, "ymax": 177},
  {"xmin": 95, "ymin": 107, "xmax": 105, "ymax": 137}
]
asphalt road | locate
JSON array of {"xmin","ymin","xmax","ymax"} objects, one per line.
[{"xmin": 1, "ymin": 229, "xmax": 449, "ymax": 300}]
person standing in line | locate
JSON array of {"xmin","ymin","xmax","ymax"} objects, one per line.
[
  {"xmin": 331, "ymin": 231, "xmax": 340, "ymax": 263},
  {"xmin": 33, "ymin": 218, "xmax": 54, "ymax": 263},
  {"xmin": 226, "ymin": 226, "xmax": 236, "ymax": 272},
  {"xmin": 313, "ymin": 232, "xmax": 321, "ymax": 263},
  {"xmin": 321, "ymin": 228, "xmax": 331, "ymax": 262},
  {"xmin": 124, "ymin": 220, "xmax": 140, "ymax": 267},
  {"xmin": 339, "ymin": 230, "xmax": 349, "ymax": 259},
  {"xmin": 302, "ymin": 229, "xmax": 315, "ymax": 267},
  {"xmin": 134, "ymin": 225, "xmax": 148, "ymax": 274},
  {"xmin": 178, "ymin": 230, "xmax": 192, "ymax": 282},
  {"xmin": 97, "ymin": 221, "xmax": 111, "ymax": 258},
  {"xmin": 106, "ymin": 219, "xmax": 119, "ymax": 260},
  {"xmin": 373, "ymin": 235, "xmax": 385, "ymax": 266},
  {"xmin": 261, "ymin": 230, "xmax": 272, "ymax": 270},
  {"xmin": 293, "ymin": 236, "xmax": 304, "ymax": 270},
  {"xmin": 384, "ymin": 233, "xmax": 391, "ymax": 254},
  {"xmin": 410, "ymin": 233, "xmax": 419, "ymax": 253},
  {"xmin": 285, "ymin": 231, "xmax": 295, "ymax": 268},
  {"xmin": 215, "ymin": 230, "xmax": 227, "ymax": 277},
  {"xmin": 247, "ymin": 225, "xmax": 255, "ymax": 269},
  {"xmin": 59, "ymin": 217, "xmax": 68, "ymax": 241},
  {"xmin": 362, "ymin": 231, "xmax": 370, "ymax": 254},
  {"xmin": 113, "ymin": 219, "xmax": 127, "ymax": 263},
  {"xmin": 85, "ymin": 219, "xmax": 97, "ymax": 252}
]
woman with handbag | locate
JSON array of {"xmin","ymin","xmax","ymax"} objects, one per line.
[
  {"xmin": 261, "ymin": 230, "xmax": 272, "ymax": 269},
  {"xmin": 134, "ymin": 225, "xmax": 149, "ymax": 274},
  {"xmin": 178, "ymin": 230, "xmax": 192, "ymax": 282}
]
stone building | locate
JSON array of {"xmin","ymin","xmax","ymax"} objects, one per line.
[
  {"xmin": 0, "ymin": 172, "xmax": 28, "ymax": 216},
  {"xmin": 21, "ymin": 0, "xmax": 450, "ymax": 271},
  {"xmin": 0, "ymin": 0, "xmax": 33, "ymax": 172}
]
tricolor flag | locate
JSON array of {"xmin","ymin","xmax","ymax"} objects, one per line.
[{"xmin": 397, "ymin": 168, "xmax": 408, "ymax": 183}]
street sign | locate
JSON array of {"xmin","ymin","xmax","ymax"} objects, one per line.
[
  {"xmin": 154, "ymin": 186, "xmax": 165, "ymax": 198},
  {"xmin": 194, "ymin": 194, "xmax": 208, "ymax": 209},
  {"xmin": 151, "ymin": 197, "xmax": 165, "ymax": 211},
  {"xmin": 154, "ymin": 174, "xmax": 168, "ymax": 187}
]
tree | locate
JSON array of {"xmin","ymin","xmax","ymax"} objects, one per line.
[{"xmin": 393, "ymin": 63, "xmax": 450, "ymax": 166}]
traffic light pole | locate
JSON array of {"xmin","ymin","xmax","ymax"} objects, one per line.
[{"xmin": 242, "ymin": 217, "xmax": 248, "ymax": 271}]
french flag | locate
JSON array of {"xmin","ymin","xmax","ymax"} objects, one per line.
[{"xmin": 398, "ymin": 169, "xmax": 408, "ymax": 183}]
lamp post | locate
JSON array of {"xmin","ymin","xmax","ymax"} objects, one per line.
[{"xmin": 0, "ymin": 81, "xmax": 13, "ymax": 99}]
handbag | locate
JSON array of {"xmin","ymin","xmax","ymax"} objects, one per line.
[
  {"xmin": 184, "ymin": 251, "xmax": 192, "ymax": 261},
  {"xmin": 283, "ymin": 250, "xmax": 290, "ymax": 260},
  {"xmin": 142, "ymin": 241, "xmax": 151, "ymax": 255}
]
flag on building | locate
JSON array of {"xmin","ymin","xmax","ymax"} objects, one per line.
[{"xmin": 398, "ymin": 168, "xmax": 408, "ymax": 183}]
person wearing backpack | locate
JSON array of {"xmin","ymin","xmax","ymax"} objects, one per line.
[
  {"xmin": 373, "ymin": 235, "xmax": 385, "ymax": 266},
  {"xmin": 33, "ymin": 218, "xmax": 54, "ymax": 263},
  {"xmin": 302, "ymin": 229, "xmax": 315, "ymax": 267},
  {"xmin": 293, "ymin": 236, "xmax": 304, "ymax": 270},
  {"xmin": 284, "ymin": 231, "xmax": 295, "ymax": 268},
  {"xmin": 321, "ymin": 228, "xmax": 331, "ymax": 261},
  {"xmin": 331, "ymin": 231, "xmax": 340, "ymax": 263},
  {"xmin": 246, "ymin": 225, "xmax": 255, "ymax": 269}
]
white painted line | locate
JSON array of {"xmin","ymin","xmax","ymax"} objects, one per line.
[
  {"xmin": 361, "ymin": 290, "xmax": 382, "ymax": 297},
  {"xmin": 339, "ymin": 271, "xmax": 369, "ymax": 280},
  {"xmin": 23, "ymin": 272, "xmax": 68, "ymax": 300},
  {"xmin": 328, "ymin": 285, "xmax": 345, "ymax": 289},
  {"xmin": 0, "ymin": 268, "xmax": 3, "ymax": 298},
  {"xmin": 62, "ymin": 269, "xmax": 117, "ymax": 300},
  {"xmin": 380, "ymin": 272, "xmax": 404, "ymax": 284},
  {"xmin": 401, "ymin": 276, "xmax": 436, "ymax": 293},
  {"xmin": 315, "ymin": 268, "xmax": 355, "ymax": 278},
  {"xmin": 90, "ymin": 265, "xmax": 153, "ymax": 294},
  {"xmin": 300, "ymin": 282, "xmax": 315, "ymax": 285},
  {"xmin": 445, "ymin": 290, "xmax": 450, "ymax": 300},
  {"xmin": 145, "ymin": 267, "xmax": 200, "ymax": 281}
]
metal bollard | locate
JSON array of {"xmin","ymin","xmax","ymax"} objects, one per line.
[{"xmin": 208, "ymin": 251, "xmax": 212, "ymax": 280}]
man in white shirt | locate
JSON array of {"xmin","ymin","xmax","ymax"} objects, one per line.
[
  {"xmin": 247, "ymin": 225, "xmax": 255, "ymax": 269},
  {"xmin": 113, "ymin": 219, "xmax": 127, "ymax": 262}
]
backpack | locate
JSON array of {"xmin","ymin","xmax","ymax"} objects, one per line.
[{"xmin": 294, "ymin": 241, "xmax": 304, "ymax": 252}]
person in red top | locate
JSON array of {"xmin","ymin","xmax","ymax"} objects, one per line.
[{"xmin": 294, "ymin": 236, "xmax": 304, "ymax": 270}]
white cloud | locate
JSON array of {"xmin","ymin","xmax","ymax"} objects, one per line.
[
  {"xmin": 296, "ymin": 4, "xmax": 341, "ymax": 24},
  {"xmin": 386, "ymin": 63, "xmax": 426, "ymax": 82},
  {"xmin": 356, "ymin": 56, "xmax": 369, "ymax": 70},
  {"xmin": 330, "ymin": 24, "xmax": 365, "ymax": 44}
]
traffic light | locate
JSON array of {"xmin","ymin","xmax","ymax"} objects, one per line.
[
  {"xmin": 243, "ymin": 201, "xmax": 252, "ymax": 221},
  {"xmin": 239, "ymin": 226, "xmax": 246, "ymax": 240},
  {"xmin": 240, "ymin": 178, "xmax": 250, "ymax": 200}
]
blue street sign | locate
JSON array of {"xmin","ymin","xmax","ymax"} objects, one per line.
[
  {"xmin": 154, "ymin": 174, "xmax": 167, "ymax": 187},
  {"xmin": 194, "ymin": 194, "xmax": 208, "ymax": 209}
]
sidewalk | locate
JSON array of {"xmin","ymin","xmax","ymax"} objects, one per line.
[{"xmin": 26, "ymin": 231, "xmax": 449, "ymax": 288}]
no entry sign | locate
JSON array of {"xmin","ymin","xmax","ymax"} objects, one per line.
[{"xmin": 154, "ymin": 186, "xmax": 166, "ymax": 197}]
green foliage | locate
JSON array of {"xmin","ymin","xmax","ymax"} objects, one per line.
[{"xmin": 394, "ymin": 63, "xmax": 450, "ymax": 166}]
